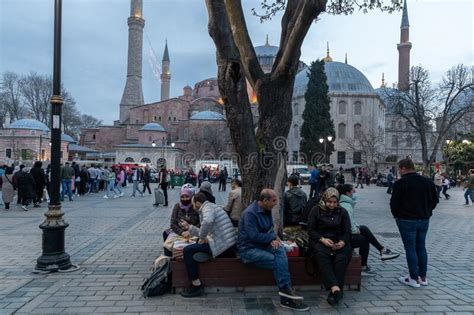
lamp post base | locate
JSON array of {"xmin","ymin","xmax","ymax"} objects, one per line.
[{"xmin": 34, "ymin": 204, "xmax": 79, "ymax": 273}]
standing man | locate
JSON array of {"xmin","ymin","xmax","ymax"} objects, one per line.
[
  {"xmin": 390, "ymin": 158, "xmax": 438, "ymax": 288},
  {"xmin": 237, "ymin": 189, "xmax": 309, "ymax": 311},
  {"xmin": 308, "ymin": 165, "xmax": 320, "ymax": 198},
  {"xmin": 386, "ymin": 170, "xmax": 395, "ymax": 194},
  {"xmin": 463, "ymin": 169, "xmax": 474, "ymax": 206},
  {"xmin": 158, "ymin": 165, "xmax": 169, "ymax": 206},
  {"xmin": 60, "ymin": 162, "xmax": 75, "ymax": 202},
  {"xmin": 131, "ymin": 164, "xmax": 144, "ymax": 197},
  {"xmin": 30, "ymin": 161, "xmax": 45, "ymax": 207}
]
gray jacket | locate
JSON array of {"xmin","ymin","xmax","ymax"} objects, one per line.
[{"xmin": 188, "ymin": 201, "xmax": 237, "ymax": 257}]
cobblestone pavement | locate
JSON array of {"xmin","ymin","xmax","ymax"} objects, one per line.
[{"xmin": 0, "ymin": 182, "xmax": 473, "ymax": 314}]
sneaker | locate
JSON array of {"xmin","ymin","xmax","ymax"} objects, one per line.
[
  {"xmin": 361, "ymin": 266, "xmax": 377, "ymax": 277},
  {"xmin": 21, "ymin": 205, "xmax": 28, "ymax": 211},
  {"xmin": 334, "ymin": 290, "xmax": 343, "ymax": 303},
  {"xmin": 399, "ymin": 276, "xmax": 420, "ymax": 288},
  {"xmin": 192, "ymin": 252, "xmax": 212, "ymax": 263},
  {"xmin": 418, "ymin": 277, "xmax": 428, "ymax": 286},
  {"xmin": 113, "ymin": 195, "xmax": 120, "ymax": 199},
  {"xmin": 103, "ymin": 195, "xmax": 109, "ymax": 199},
  {"xmin": 130, "ymin": 195, "xmax": 135, "ymax": 198},
  {"xmin": 278, "ymin": 286, "xmax": 303, "ymax": 300},
  {"xmin": 120, "ymin": 192, "xmax": 124, "ymax": 197},
  {"xmin": 326, "ymin": 291, "xmax": 337, "ymax": 305},
  {"xmin": 180, "ymin": 285, "xmax": 204, "ymax": 298},
  {"xmin": 280, "ymin": 299, "xmax": 309, "ymax": 312},
  {"xmin": 381, "ymin": 248, "xmax": 400, "ymax": 261}
]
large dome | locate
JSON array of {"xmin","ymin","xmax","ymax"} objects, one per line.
[
  {"xmin": 9, "ymin": 119, "xmax": 49, "ymax": 132},
  {"xmin": 140, "ymin": 122, "xmax": 166, "ymax": 132},
  {"xmin": 294, "ymin": 62, "xmax": 375, "ymax": 97},
  {"xmin": 190, "ymin": 111, "xmax": 225, "ymax": 121}
]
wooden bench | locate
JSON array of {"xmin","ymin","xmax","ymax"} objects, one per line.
[{"xmin": 171, "ymin": 255, "xmax": 361, "ymax": 292}]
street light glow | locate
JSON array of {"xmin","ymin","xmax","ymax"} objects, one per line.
[
  {"xmin": 327, "ymin": 136, "xmax": 333, "ymax": 142},
  {"xmin": 152, "ymin": 141, "xmax": 156, "ymax": 147},
  {"xmin": 319, "ymin": 138, "xmax": 324, "ymax": 143}
]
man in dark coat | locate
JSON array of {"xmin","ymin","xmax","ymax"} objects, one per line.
[
  {"xmin": 17, "ymin": 167, "xmax": 36, "ymax": 211},
  {"xmin": 30, "ymin": 161, "xmax": 45, "ymax": 207}
]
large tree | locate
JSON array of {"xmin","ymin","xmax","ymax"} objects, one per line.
[
  {"xmin": 204, "ymin": 0, "xmax": 402, "ymax": 221},
  {"xmin": 386, "ymin": 64, "xmax": 473, "ymax": 173},
  {"xmin": 344, "ymin": 127, "xmax": 385, "ymax": 173},
  {"xmin": 0, "ymin": 71, "xmax": 26, "ymax": 123},
  {"xmin": 300, "ymin": 60, "xmax": 335, "ymax": 165}
]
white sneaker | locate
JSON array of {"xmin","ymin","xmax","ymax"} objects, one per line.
[
  {"xmin": 113, "ymin": 195, "xmax": 120, "ymax": 199},
  {"xmin": 21, "ymin": 205, "xmax": 28, "ymax": 211},
  {"xmin": 103, "ymin": 195, "xmax": 109, "ymax": 199},
  {"xmin": 399, "ymin": 276, "xmax": 420, "ymax": 288},
  {"xmin": 120, "ymin": 192, "xmax": 124, "ymax": 197},
  {"xmin": 418, "ymin": 277, "xmax": 428, "ymax": 286}
]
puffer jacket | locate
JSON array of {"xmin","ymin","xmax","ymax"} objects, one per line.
[
  {"xmin": 282, "ymin": 186, "xmax": 307, "ymax": 226},
  {"xmin": 188, "ymin": 201, "xmax": 237, "ymax": 257},
  {"xmin": 339, "ymin": 194, "xmax": 359, "ymax": 234}
]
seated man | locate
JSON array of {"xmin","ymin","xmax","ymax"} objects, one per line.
[
  {"xmin": 237, "ymin": 189, "xmax": 309, "ymax": 311},
  {"xmin": 282, "ymin": 175, "xmax": 307, "ymax": 226},
  {"xmin": 179, "ymin": 192, "xmax": 237, "ymax": 297}
]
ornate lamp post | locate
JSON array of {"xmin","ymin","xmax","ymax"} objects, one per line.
[
  {"xmin": 35, "ymin": 0, "xmax": 78, "ymax": 273},
  {"xmin": 319, "ymin": 136, "xmax": 333, "ymax": 163}
]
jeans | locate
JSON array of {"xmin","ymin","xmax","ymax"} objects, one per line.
[
  {"xmin": 105, "ymin": 179, "xmax": 119, "ymax": 197},
  {"xmin": 61, "ymin": 179, "xmax": 73, "ymax": 201},
  {"xmin": 183, "ymin": 243, "xmax": 212, "ymax": 282},
  {"xmin": 396, "ymin": 218, "xmax": 429, "ymax": 280},
  {"xmin": 142, "ymin": 181, "xmax": 151, "ymax": 194},
  {"xmin": 309, "ymin": 182, "xmax": 319, "ymax": 198},
  {"xmin": 115, "ymin": 182, "xmax": 122, "ymax": 194},
  {"xmin": 442, "ymin": 186, "xmax": 450, "ymax": 199},
  {"xmin": 239, "ymin": 245, "xmax": 291, "ymax": 290},
  {"xmin": 160, "ymin": 182, "xmax": 168, "ymax": 205},
  {"xmin": 88, "ymin": 179, "xmax": 96, "ymax": 193},
  {"xmin": 131, "ymin": 180, "xmax": 142, "ymax": 196},
  {"xmin": 351, "ymin": 225, "xmax": 384, "ymax": 266},
  {"xmin": 312, "ymin": 243, "xmax": 351, "ymax": 289},
  {"xmin": 464, "ymin": 189, "xmax": 474, "ymax": 204}
]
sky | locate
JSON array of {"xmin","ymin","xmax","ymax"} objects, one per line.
[{"xmin": 0, "ymin": 0, "xmax": 472, "ymax": 125}]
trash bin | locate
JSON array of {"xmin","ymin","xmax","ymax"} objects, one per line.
[{"xmin": 170, "ymin": 174, "xmax": 185, "ymax": 188}]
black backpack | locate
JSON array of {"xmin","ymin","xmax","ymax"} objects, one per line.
[{"xmin": 141, "ymin": 256, "xmax": 172, "ymax": 298}]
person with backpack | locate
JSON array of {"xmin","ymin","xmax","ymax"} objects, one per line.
[
  {"xmin": 178, "ymin": 192, "xmax": 237, "ymax": 298},
  {"xmin": 282, "ymin": 175, "xmax": 308, "ymax": 227}
]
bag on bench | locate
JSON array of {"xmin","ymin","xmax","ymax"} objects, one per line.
[{"xmin": 141, "ymin": 256, "xmax": 172, "ymax": 298}]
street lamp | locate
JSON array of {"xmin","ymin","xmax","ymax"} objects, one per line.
[
  {"xmin": 35, "ymin": 0, "xmax": 78, "ymax": 273},
  {"xmin": 319, "ymin": 136, "xmax": 333, "ymax": 163}
]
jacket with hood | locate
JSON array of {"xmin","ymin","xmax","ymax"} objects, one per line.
[
  {"xmin": 339, "ymin": 194, "xmax": 358, "ymax": 234},
  {"xmin": 188, "ymin": 201, "xmax": 237, "ymax": 257},
  {"xmin": 282, "ymin": 186, "xmax": 307, "ymax": 226}
]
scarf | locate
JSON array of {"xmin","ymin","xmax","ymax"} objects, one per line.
[
  {"xmin": 318, "ymin": 187, "xmax": 340, "ymax": 212},
  {"xmin": 179, "ymin": 187, "xmax": 194, "ymax": 211}
]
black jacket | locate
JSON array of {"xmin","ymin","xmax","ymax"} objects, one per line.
[
  {"xmin": 307, "ymin": 205, "xmax": 351, "ymax": 245},
  {"xmin": 390, "ymin": 172, "xmax": 439, "ymax": 220},
  {"xmin": 283, "ymin": 187, "xmax": 307, "ymax": 226}
]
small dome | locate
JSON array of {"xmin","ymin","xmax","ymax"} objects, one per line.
[
  {"xmin": 140, "ymin": 122, "xmax": 166, "ymax": 132},
  {"xmin": 9, "ymin": 119, "xmax": 49, "ymax": 132},
  {"xmin": 254, "ymin": 43, "xmax": 279, "ymax": 57},
  {"xmin": 294, "ymin": 62, "xmax": 374, "ymax": 97},
  {"xmin": 61, "ymin": 133, "xmax": 76, "ymax": 143},
  {"xmin": 190, "ymin": 111, "xmax": 225, "ymax": 121}
]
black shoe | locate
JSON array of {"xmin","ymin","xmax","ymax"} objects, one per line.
[
  {"xmin": 193, "ymin": 252, "xmax": 212, "ymax": 263},
  {"xmin": 334, "ymin": 290, "xmax": 343, "ymax": 304},
  {"xmin": 180, "ymin": 285, "xmax": 204, "ymax": 298},
  {"xmin": 278, "ymin": 286, "xmax": 303, "ymax": 300},
  {"xmin": 327, "ymin": 292, "xmax": 336, "ymax": 305},
  {"xmin": 152, "ymin": 203, "xmax": 159, "ymax": 206},
  {"xmin": 280, "ymin": 299, "xmax": 309, "ymax": 312},
  {"xmin": 164, "ymin": 203, "xmax": 168, "ymax": 207}
]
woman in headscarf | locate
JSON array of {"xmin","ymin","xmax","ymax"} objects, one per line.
[
  {"xmin": 307, "ymin": 187, "xmax": 351, "ymax": 306},
  {"xmin": 163, "ymin": 187, "xmax": 200, "ymax": 256},
  {"xmin": 1, "ymin": 167, "xmax": 15, "ymax": 210}
]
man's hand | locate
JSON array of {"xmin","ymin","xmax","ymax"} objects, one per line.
[
  {"xmin": 320, "ymin": 237, "xmax": 334, "ymax": 248},
  {"xmin": 332, "ymin": 241, "xmax": 345, "ymax": 250},
  {"xmin": 181, "ymin": 231, "xmax": 190, "ymax": 238},
  {"xmin": 270, "ymin": 239, "xmax": 280, "ymax": 249},
  {"xmin": 180, "ymin": 220, "xmax": 189, "ymax": 230}
]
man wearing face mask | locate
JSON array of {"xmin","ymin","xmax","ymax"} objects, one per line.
[{"xmin": 337, "ymin": 184, "xmax": 400, "ymax": 277}]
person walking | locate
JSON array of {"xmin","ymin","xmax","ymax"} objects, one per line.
[
  {"xmin": 60, "ymin": 162, "xmax": 75, "ymax": 202},
  {"xmin": 30, "ymin": 161, "xmax": 45, "ymax": 207},
  {"xmin": 390, "ymin": 158, "xmax": 439, "ymax": 288},
  {"xmin": 441, "ymin": 175, "xmax": 451, "ymax": 200},
  {"xmin": 115, "ymin": 167, "xmax": 125, "ymax": 196},
  {"xmin": 158, "ymin": 165, "xmax": 169, "ymax": 206},
  {"xmin": 386, "ymin": 170, "xmax": 395, "ymax": 194},
  {"xmin": 218, "ymin": 167, "xmax": 228, "ymax": 192},
  {"xmin": 17, "ymin": 167, "xmax": 36, "ymax": 211},
  {"xmin": 433, "ymin": 171, "xmax": 443, "ymax": 198},
  {"xmin": 130, "ymin": 165, "xmax": 144, "ymax": 197},
  {"xmin": 142, "ymin": 166, "xmax": 152, "ymax": 195},
  {"xmin": 1, "ymin": 167, "xmax": 15, "ymax": 210},
  {"xmin": 355, "ymin": 169, "xmax": 364, "ymax": 189},
  {"xmin": 463, "ymin": 169, "xmax": 474, "ymax": 206}
]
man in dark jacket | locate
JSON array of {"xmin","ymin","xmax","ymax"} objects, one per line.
[
  {"xmin": 30, "ymin": 161, "xmax": 45, "ymax": 207},
  {"xmin": 17, "ymin": 167, "xmax": 36, "ymax": 211},
  {"xmin": 390, "ymin": 158, "xmax": 439, "ymax": 288},
  {"xmin": 282, "ymin": 175, "xmax": 307, "ymax": 226},
  {"xmin": 237, "ymin": 189, "xmax": 309, "ymax": 312}
]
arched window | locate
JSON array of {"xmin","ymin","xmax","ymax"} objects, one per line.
[
  {"xmin": 124, "ymin": 157, "xmax": 134, "ymax": 162},
  {"xmin": 338, "ymin": 123, "xmax": 346, "ymax": 139},
  {"xmin": 406, "ymin": 135, "xmax": 412, "ymax": 147},
  {"xmin": 158, "ymin": 116, "xmax": 161, "ymax": 121},
  {"xmin": 148, "ymin": 136, "xmax": 152, "ymax": 142},
  {"xmin": 141, "ymin": 157, "xmax": 151, "ymax": 163},
  {"xmin": 173, "ymin": 117, "xmax": 177, "ymax": 121},
  {"xmin": 354, "ymin": 123, "xmax": 362, "ymax": 140},
  {"xmin": 293, "ymin": 103, "xmax": 299, "ymax": 116},
  {"xmin": 391, "ymin": 135, "xmax": 398, "ymax": 147},
  {"xmin": 354, "ymin": 102, "xmax": 362, "ymax": 115},
  {"xmin": 293, "ymin": 124, "xmax": 299, "ymax": 139},
  {"xmin": 338, "ymin": 101, "xmax": 347, "ymax": 115}
]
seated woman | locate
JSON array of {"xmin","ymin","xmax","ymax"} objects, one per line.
[
  {"xmin": 307, "ymin": 188, "xmax": 351, "ymax": 306},
  {"xmin": 337, "ymin": 184, "xmax": 399, "ymax": 276},
  {"xmin": 163, "ymin": 187, "xmax": 200, "ymax": 256}
]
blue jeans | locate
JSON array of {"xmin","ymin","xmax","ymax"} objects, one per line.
[
  {"xmin": 239, "ymin": 245, "xmax": 291, "ymax": 290},
  {"xmin": 61, "ymin": 179, "xmax": 73, "ymax": 201},
  {"xmin": 396, "ymin": 218, "xmax": 429, "ymax": 280},
  {"xmin": 183, "ymin": 243, "xmax": 212, "ymax": 282},
  {"xmin": 464, "ymin": 189, "xmax": 474, "ymax": 204}
]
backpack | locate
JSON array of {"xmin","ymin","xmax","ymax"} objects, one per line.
[{"xmin": 141, "ymin": 256, "xmax": 172, "ymax": 298}]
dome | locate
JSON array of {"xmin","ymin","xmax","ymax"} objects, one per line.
[
  {"xmin": 61, "ymin": 133, "xmax": 76, "ymax": 143},
  {"xmin": 140, "ymin": 122, "xmax": 166, "ymax": 132},
  {"xmin": 9, "ymin": 119, "xmax": 49, "ymax": 132},
  {"xmin": 254, "ymin": 43, "xmax": 279, "ymax": 57},
  {"xmin": 190, "ymin": 111, "xmax": 225, "ymax": 121},
  {"xmin": 294, "ymin": 62, "xmax": 375, "ymax": 97}
]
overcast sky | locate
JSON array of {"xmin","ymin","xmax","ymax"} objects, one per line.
[{"xmin": 1, "ymin": 0, "xmax": 472, "ymax": 125}]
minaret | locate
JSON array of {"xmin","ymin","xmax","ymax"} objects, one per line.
[
  {"xmin": 119, "ymin": 0, "xmax": 145, "ymax": 124},
  {"xmin": 160, "ymin": 40, "xmax": 171, "ymax": 101},
  {"xmin": 397, "ymin": 0, "xmax": 412, "ymax": 91}
]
